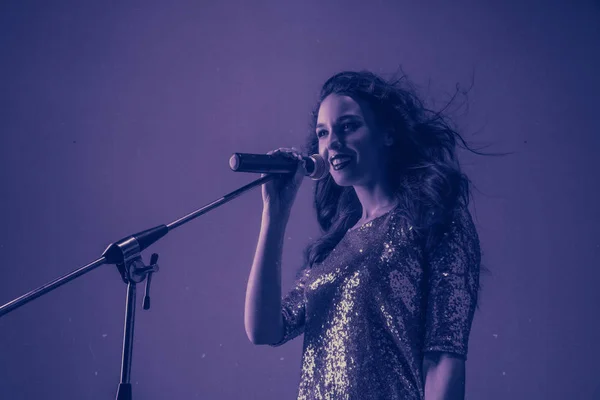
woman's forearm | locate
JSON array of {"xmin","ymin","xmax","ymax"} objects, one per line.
[
  {"xmin": 244, "ymin": 209, "xmax": 288, "ymax": 345},
  {"xmin": 423, "ymin": 353, "xmax": 466, "ymax": 400}
]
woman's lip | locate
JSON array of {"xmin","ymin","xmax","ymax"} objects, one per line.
[
  {"xmin": 329, "ymin": 155, "xmax": 353, "ymax": 163},
  {"xmin": 332, "ymin": 158, "xmax": 353, "ymax": 170}
]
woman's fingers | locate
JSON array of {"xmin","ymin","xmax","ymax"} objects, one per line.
[
  {"xmin": 266, "ymin": 148, "xmax": 306, "ymax": 173},
  {"xmin": 267, "ymin": 147, "xmax": 304, "ymax": 160}
]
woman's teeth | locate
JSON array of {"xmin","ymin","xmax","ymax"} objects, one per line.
[
  {"xmin": 332, "ymin": 157, "xmax": 351, "ymax": 166},
  {"xmin": 332, "ymin": 157, "xmax": 352, "ymax": 170}
]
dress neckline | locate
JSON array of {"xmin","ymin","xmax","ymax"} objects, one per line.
[{"xmin": 347, "ymin": 204, "xmax": 400, "ymax": 233}]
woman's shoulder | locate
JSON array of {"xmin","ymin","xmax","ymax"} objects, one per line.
[{"xmin": 383, "ymin": 205, "xmax": 418, "ymax": 242}]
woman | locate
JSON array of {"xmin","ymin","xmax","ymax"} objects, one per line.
[{"xmin": 244, "ymin": 70, "xmax": 481, "ymax": 400}]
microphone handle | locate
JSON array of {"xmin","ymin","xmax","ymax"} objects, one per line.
[{"xmin": 229, "ymin": 153, "xmax": 300, "ymax": 174}]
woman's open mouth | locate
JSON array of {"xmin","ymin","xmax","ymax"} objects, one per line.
[{"xmin": 331, "ymin": 156, "xmax": 353, "ymax": 171}]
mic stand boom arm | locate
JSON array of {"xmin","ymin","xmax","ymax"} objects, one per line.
[{"xmin": 0, "ymin": 173, "xmax": 277, "ymax": 400}]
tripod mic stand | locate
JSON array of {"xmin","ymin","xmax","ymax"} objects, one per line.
[{"xmin": 0, "ymin": 174, "xmax": 276, "ymax": 400}]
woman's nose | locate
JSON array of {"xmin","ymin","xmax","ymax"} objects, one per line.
[{"xmin": 326, "ymin": 130, "xmax": 343, "ymax": 150}]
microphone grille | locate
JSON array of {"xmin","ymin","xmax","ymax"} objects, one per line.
[{"xmin": 309, "ymin": 154, "xmax": 328, "ymax": 181}]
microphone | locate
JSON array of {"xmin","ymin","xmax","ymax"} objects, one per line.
[{"xmin": 229, "ymin": 153, "xmax": 328, "ymax": 180}]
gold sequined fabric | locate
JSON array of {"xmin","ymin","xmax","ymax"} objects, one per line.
[{"xmin": 269, "ymin": 204, "xmax": 481, "ymax": 400}]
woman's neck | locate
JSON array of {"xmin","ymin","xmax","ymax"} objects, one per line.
[{"xmin": 353, "ymin": 179, "xmax": 399, "ymax": 221}]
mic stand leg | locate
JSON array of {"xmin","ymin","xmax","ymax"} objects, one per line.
[
  {"xmin": 112, "ymin": 242, "xmax": 159, "ymax": 400},
  {"xmin": 116, "ymin": 282, "xmax": 136, "ymax": 400}
]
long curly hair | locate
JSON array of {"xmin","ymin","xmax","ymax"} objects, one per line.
[{"xmin": 301, "ymin": 70, "xmax": 484, "ymax": 269}]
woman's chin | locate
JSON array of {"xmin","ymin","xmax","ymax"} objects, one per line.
[{"xmin": 331, "ymin": 171, "xmax": 358, "ymax": 187}]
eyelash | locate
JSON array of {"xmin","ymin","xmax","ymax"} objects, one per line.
[{"xmin": 317, "ymin": 122, "xmax": 357, "ymax": 138}]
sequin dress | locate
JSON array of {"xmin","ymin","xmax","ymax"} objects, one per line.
[{"xmin": 268, "ymin": 204, "xmax": 481, "ymax": 400}]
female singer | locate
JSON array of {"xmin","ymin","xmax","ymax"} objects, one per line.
[{"xmin": 244, "ymin": 70, "xmax": 481, "ymax": 400}]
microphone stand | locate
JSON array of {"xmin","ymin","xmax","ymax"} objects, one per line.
[{"xmin": 0, "ymin": 174, "xmax": 277, "ymax": 400}]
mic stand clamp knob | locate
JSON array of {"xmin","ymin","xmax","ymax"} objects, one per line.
[{"xmin": 142, "ymin": 254, "xmax": 159, "ymax": 310}]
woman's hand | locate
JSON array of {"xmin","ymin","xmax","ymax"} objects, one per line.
[{"xmin": 261, "ymin": 147, "xmax": 306, "ymax": 219}]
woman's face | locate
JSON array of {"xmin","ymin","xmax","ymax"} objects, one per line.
[{"xmin": 316, "ymin": 94, "xmax": 391, "ymax": 187}]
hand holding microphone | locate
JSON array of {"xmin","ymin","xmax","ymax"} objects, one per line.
[
  {"xmin": 229, "ymin": 151, "xmax": 327, "ymax": 179},
  {"xmin": 229, "ymin": 148, "xmax": 328, "ymax": 219}
]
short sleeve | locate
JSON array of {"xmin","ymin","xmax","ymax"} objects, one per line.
[
  {"xmin": 423, "ymin": 206, "xmax": 481, "ymax": 359},
  {"xmin": 268, "ymin": 267, "xmax": 311, "ymax": 347}
]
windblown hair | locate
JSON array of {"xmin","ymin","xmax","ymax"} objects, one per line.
[{"xmin": 301, "ymin": 70, "xmax": 482, "ymax": 269}]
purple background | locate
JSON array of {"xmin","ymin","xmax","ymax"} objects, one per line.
[{"xmin": 1, "ymin": 1, "xmax": 599, "ymax": 399}]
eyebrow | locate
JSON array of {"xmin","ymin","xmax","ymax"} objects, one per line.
[{"xmin": 316, "ymin": 114, "xmax": 362, "ymax": 130}]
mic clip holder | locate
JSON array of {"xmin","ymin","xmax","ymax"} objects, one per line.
[{"xmin": 103, "ymin": 237, "xmax": 160, "ymax": 307}]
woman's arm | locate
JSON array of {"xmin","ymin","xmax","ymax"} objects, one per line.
[
  {"xmin": 422, "ymin": 206, "xmax": 480, "ymax": 398},
  {"xmin": 244, "ymin": 209, "xmax": 287, "ymax": 345},
  {"xmin": 423, "ymin": 352, "xmax": 466, "ymax": 400}
]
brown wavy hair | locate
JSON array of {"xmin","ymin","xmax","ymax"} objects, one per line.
[{"xmin": 301, "ymin": 70, "xmax": 490, "ymax": 269}]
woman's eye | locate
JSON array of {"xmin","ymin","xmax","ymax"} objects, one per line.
[
  {"xmin": 342, "ymin": 122, "xmax": 356, "ymax": 131},
  {"xmin": 317, "ymin": 130, "xmax": 327, "ymax": 138}
]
